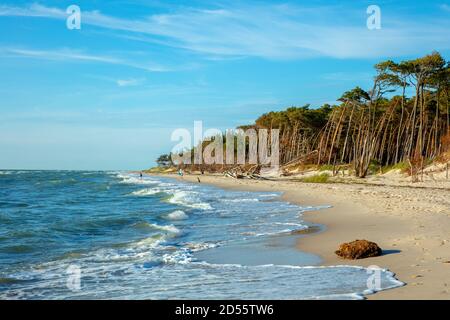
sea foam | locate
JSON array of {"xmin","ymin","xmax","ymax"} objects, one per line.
[
  {"xmin": 165, "ymin": 210, "xmax": 189, "ymax": 220},
  {"xmin": 167, "ymin": 190, "xmax": 212, "ymax": 210},
  {"xmin": 130, "ymin": 188, "xmax": 161, "ymax": 196}
]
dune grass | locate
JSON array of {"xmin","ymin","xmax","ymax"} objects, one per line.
[{"xmin": 301, "ymin": 173, "xmax": 330, "ymax": 183}]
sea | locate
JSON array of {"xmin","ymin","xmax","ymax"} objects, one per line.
[{"xmin": 0, "ymin": 170, "xmax": 403, "ymax": 299}]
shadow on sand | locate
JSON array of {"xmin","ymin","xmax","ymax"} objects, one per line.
[{"xmin": 381, "ymin": 249, "xmax": 401, "ymax": 256}]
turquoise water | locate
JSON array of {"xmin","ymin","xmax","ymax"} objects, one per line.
[{"xmin": 0, "ymin": 170, "xmax": 402, "ymax": 299}]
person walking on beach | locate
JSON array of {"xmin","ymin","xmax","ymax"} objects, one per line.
[{"xmin": 178, "ymin": 169, "xmax": 184, "ymax": 177}]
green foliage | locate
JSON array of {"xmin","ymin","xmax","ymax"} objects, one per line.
[
  {"xmin": 381, "ymin": 161, "xmax": 410, "ymax": 173},
  {"xmin": 301, "ymin": 173, "xmax": 330, "ymax": 183},
  {"xmin": 318, "ymin": 164, "xmax": 334, "ymax": 171},
  {"xmin": 367, "ymin": 159, "xmax": 381, "ymax": 174},
  {"xmin": 339, "ymin": 86, "xmax": 370, "ymax": 103},
  {"xmin": 156, "ymin": 154, "xmax": 173, "ymax": 167},
  {"xmin": 254, "ymin": 104, "xmax": 333, "ymax": 130}
]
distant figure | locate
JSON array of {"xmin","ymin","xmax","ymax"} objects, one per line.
[
  {"xmin": 178, "ymin": 169, "xmax": 184, "ymax": 177},
  {"xmin": 139, "ymin": 172, "xmax": 143, "ymax": 179},
  {"xmin": 197, "ymin": 177, "xmax": 201, "ymax": 183}
]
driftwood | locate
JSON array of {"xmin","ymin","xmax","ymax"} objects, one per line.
[
  {"xmin": 248, "ymin": 174, "xmax": 270, "ymax": 180},
  {"xmin": 282, "ymin": 150, "xmax": 318, "ymax": 168},
  {"xmin": 223, "ymin": 164, "xmax": 271, "ymax": 180},
  {"xmin": 224, "ymin": 171, "xmax": 244, "ymax": 179}
]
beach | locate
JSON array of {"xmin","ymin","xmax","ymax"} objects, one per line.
[
  {"xmin": 1, "ymin": 170, "xmax": 447, "ymax": 299},
  {"xmin": 169, "ymin": 173, "xmax": 450, "ymax": 300},
  {"xmin": 4, "ymin": 170, "xmax": 405, "ymax": 299}
]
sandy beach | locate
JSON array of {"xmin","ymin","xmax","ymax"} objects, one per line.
[{"xmin": 163, "ymin": 173, "xmax": 450, "ymax": 300}]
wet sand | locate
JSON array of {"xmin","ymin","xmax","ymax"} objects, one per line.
[{"xmin": 163, "ymin": 173, "xmax": 450, "ymax": 300}]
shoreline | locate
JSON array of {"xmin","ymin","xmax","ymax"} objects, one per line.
[{"xmin": 154, "ymin": 173, "xmax": 450, "ymax": 300}]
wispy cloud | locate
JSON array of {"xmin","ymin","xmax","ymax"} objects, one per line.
[
  {"xmin": 116, "ymin": 78, "xmax": 145, "ymax": 87},
  {"xmin": 0, "ymin": 47, "xmax": 174, "ymax": 72},
  {"xmin": 1, "ymin": 2, "xmax": 449, "ymax": 59},
  {"xmin": 440, "ymin": 4, "xmax": 450, "ymax": 12},
  {"xmin": 2, "ymin": 47, "xmax": 120, "ymax": 63},
  {"xmin": 0, "ymin": 3, "xmax": 65, "ymax": 18},
  {"xmin": 83, "ymin": 74, "xmax": 146, "ymax": 87}
]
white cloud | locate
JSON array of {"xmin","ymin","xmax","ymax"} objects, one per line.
[
  {"xmin": 0, "ymin": 47, "xmax": 173, "ymax": 72},
  {"xmin": 82, "ymin": 74, "xmax": 146, "ymax": 87},
  {"xmin": 3, "ymin": 47, "xmax": 120, "ymax": 63},
  {"xmin": 116, "ymin": 78, "xmax": 145, "ymax": 87},
  {"xmin": 0, "ymin": 3, "xmax": 65, "ymax": 18},
  {"xmin": 1, "ymin": 3, "xmax": 449, "ymax": 59}
]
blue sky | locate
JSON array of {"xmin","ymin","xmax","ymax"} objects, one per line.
[{"xmin": 0, "ymin": 0, "xmax": 449, "ymax": 170}]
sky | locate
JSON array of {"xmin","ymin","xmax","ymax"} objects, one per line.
[{"xmin": 0, "ymin": 0, "xmax": 449, "ymax": 170}]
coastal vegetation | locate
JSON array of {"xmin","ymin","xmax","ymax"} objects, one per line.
[
  {"xmin": 156, "ymin": 154, "xmax": 174, "ymax": 168},
  {"xmin": 300, "ymin": 173, "xmax": 330, "ymax": 183},
  {"xmin": 157, "ymin": 52, "xmax": 450, "ymax": 180}
]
